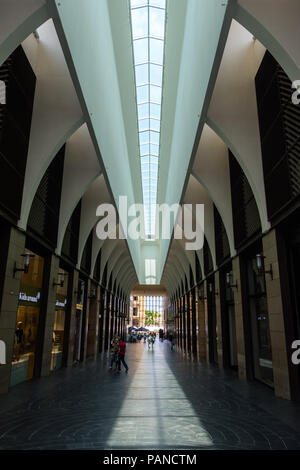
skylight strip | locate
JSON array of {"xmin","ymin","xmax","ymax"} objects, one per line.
[{"xmin": 130, "ymin": 0, "xmax": 166, "ymax": 237}]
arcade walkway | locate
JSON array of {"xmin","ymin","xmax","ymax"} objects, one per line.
[{"xmin": 0, "ymin": 342, "xmax": 300, "ymax": 450}]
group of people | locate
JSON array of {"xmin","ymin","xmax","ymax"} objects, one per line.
[
  {"xmin": 145, "ymin": 331, "xmax": 156, "ymax": 349},
  {"xmin": 109, "ymin": 336, "xmax": 129, "ymax": 373}
]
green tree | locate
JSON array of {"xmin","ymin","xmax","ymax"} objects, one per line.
[{"xmin": 144, "ymin": 310, "xmax": 161, "ymax": 327}]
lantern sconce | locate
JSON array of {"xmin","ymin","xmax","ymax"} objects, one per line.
[
  {"xmin": 14, "ymin": 253, "xmax": 35, "ymax": 277},
  {"xmin": 226, "ymin": 272, "xmax": 238, "ymax": 290},
  {"xmin": 209, "ymin": 283, "xmax": 219, "ymax": 296},
  {"xmin": 53, "ymin": 271, "xmax": 66, "ymax": 288},
  {"xmin": 256, "ymin": 254, "xmax": 273, "ymax": 280}
]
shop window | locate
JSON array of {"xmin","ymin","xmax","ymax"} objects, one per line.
[
  {"xmin": 11, "ymin": 249, "xmax": 44, "ymax": 386},
  {"xmin": 246, "ymin": 254, "xmax": 273, "ymax": 387},
  {"xmin": 51, "ymin": 268, "xmax": 68, "ymax": 372},
  {"xmin": 256, "ymin": 50, "xmax": 300, "ymax": 221}
]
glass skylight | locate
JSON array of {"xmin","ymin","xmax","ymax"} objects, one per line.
[{"xmin": 130, "ymin": 0, "xmax": 166, "ymax": 238}]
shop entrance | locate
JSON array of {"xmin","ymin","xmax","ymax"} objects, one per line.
[
  {"xmin": 73, "ymin": 280, "xmax": 85, "ymax": 363},
  {"xmin": 220, "ymin": 267, "xmax": 238, "ymax": 370},
  {"xmin": 51, "ymin": 268, "xmax": 68, "ymax": 372},
  {"xmin": 11, "ymin": 249, "xmax": 44, "ymax": 386},
  {"xmin": 87, "ymin": 283, "xmax": 98, "ymax": 358},
  {"xmin": 246, "ymin": 254, "xmax": 274, "ymax": 387}
]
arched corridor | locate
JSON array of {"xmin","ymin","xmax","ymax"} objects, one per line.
[{"xmin": 1, "ymin": 0, "xmax": 300, "ymax": 458}]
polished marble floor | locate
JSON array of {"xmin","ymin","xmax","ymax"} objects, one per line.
[{"xmin": 0, "ymin": 341, "xmax": 300, "ymax": 450}]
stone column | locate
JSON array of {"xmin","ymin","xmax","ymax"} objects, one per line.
[
  {"xmin": 80, "ymin": 278, "xmax": 91, "ymax": 362},
  {"xmin": 86, "ymin": 285, "xmax": 100, "ymax": 360},
  {"xmin": 196, "ymin": 285, "xmax": 206, "ymax": 360},
  {"xmin": 263, "ymin": 229, "xmax": 291, "ymax": 400},
  {"xmin": 0, "ymin": 227, "xmax": 26, "ymax": 393},
  {"xmin": 65, "ymin": 269, "xmax": 79, "ymax": 367},
  {"xmin": 215, "ymin": 271, "xmax": 223, "ymax": 368},
  {"xmin": 232, "ymin": 256, "xmax": 247, "ymax": 380},
  {"xmin": 40, "ymin": 254, "xmax": 60, "ymax": 377}
]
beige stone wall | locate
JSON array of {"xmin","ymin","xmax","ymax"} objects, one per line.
[
  {"xmin": 232, "ymin": 256, "xmax": 247, "ymax": 380},
  {"xmin": 86, "ymin": 284, "xmax": 100, "ymax": 359},
  {"xmin": 0, "ymin": 227, "xmax": 26, "ymax": 393},
  {"xmin": 263, "ymin": 229, "xmax": 291, "ymax": 400},
  {"xmin": 215, "ymin": 272, "xmax": 223, "ymax": 367},
  {"xmin": 66, "ymin": 269, "xmax": 79, "ymax": 367}
]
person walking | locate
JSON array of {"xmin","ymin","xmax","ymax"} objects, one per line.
[
  {"xmin": 117, "ymin": 337, "xmax": 129, "ymax": 373},
  {"xmin": 109, "ymin": 336, "xmax": 119, "ymax": 370}
]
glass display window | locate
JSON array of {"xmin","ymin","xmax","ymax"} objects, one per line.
[
  {"xmin": 247, "ymin": 255, "xmax": 274, "ymax": 387},
  {"xmin": 50, "ymin": 268, "xmax": 68, "ymax": 372},
  {"xmin": 11, "ymin": 249, "xmax": 44, "ymax": 386}
]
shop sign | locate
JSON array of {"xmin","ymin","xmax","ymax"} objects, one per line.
[
  {"xmin": 18, "ymin": 285, "xmax": 41, "ymax": 306},
  {"xmin": 56, "ymin": 293, "xmax": 67, "ymax": 309}
]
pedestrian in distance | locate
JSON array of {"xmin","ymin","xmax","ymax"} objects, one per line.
[{"xmin": 117, "ymin": 337, "xmax": 129, "ymax": 373}]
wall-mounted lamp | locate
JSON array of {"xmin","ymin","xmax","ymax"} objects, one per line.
[
  {"xmin": 208, "ymin": 283, "xmax": 219, "ymax": 296},
  {"xmin": 256, "ymin": 254, "xmax": 273, "ymax": 280},
  {"xmin": 53, "ymin": 271, "xmax": 66, "ymax": 288},
  {"xmin": 226, "ymin": 272, "xmax": 238, "ymax": 290},
  {"xmin": 14, "ymin": 253, "xmax": 35, "ymax": 277}
]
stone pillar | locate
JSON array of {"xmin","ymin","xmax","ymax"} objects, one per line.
[
  {"xmin": 80, "ymin": 278, "xmax": 91, "ymax": 362},
  {"xmin": 263, "ymin": 229, "xmax": 291, "ymax": 400},
  {"xmin": 215, "ymin": 271, "xmax": 223, "ymax": 368},
  {"xmin": 191, "ymin": 288, "xmax": 197, "ymax": 361},
  {"xmin": 86, "ymin": 285, "xmax": 100, "ymax": 359},
  {"xmin": 179, "ymin": 298, "xmax": 183, "ymax": 350},
  {"xmin": 204, "ymin": 281, "xmax": 210, "ymax": 363},
  {"xmin": 0, "ymin": 227, "xmax": 26, "ymax": 394},
  {"xmin": 40, "ymin": 254, "xmax": 60, "ymax": 377},
  {"xmin": 232, "ymin": 256, "xmax": 247, "ymax": 380},
  {"xmin": 65, "ymin": 269, "xmax": 79, "ymax": 367},
  {"xmin": 196, "ymin": 285, "xmax": 206, "ymax": 360},
  {"xmin": 98, "ymin": 285, "xmax": 105, "ymax": 354}
]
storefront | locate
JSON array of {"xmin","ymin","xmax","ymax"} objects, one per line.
[
  {"xmin": 51, "ymin": 268, "xmax": 68, "ymax": 372},
  {"xmin": 86, "ymin": 281, "xmax": 98, "ymax": 359},
  {"xmin": 220, "ymin": 265, "xmax": 238, "ymax": 370},
  {"xmin": 10, "ymin": 249, "xmax": 44, "ymax": 386},
  {"xmin": 73, "ymin": 279, "xmax": 86, "ymax": 363},
  {"xmin": 246, "ymin": 250, "xmax": 274, "ymax": 387}
]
